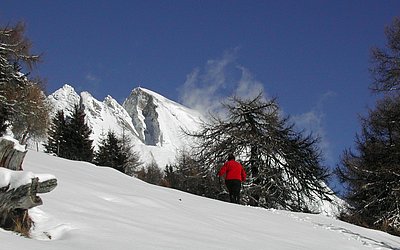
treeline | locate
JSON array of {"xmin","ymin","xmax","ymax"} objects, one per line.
[
  {"xmin": 1, "ymin": 17, "xmax": 400, "ymax": 236},
  {"xmin": 44, "ymin": 104, "xmax": 142, "ymax": 176}
]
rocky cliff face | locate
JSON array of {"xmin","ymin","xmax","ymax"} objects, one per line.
[
  {"xmin": 122, "ymin": 87, "xmax": 204, "ymax": 150},
  {"xmin": 122, "ymin": 88, "xmax": 161, "ymax": 146}
]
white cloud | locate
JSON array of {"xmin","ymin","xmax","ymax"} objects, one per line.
[
  {"xmin": 292, "ymin": 110, "xmax": 332, "ymax": 165},
  {"xmin": 292, "ymin": 110, "xmax": 326, "ymax": 139},
  {"xmin": 179, "ymin": 50, "xmax": 336, "ymax": 167},
  {"xmin": 179, "ymin": 50, "xmax": 268, "ymax": 116},
  {"xmin": 85, "ymin": 72, "xmax": 100, "ymax": 82},
  {"xmin": 236, "ymin": 66, "xmax": 266, "ymax": 100},
  {"xmin": 291, "ymin": 91, "xmax": 336, "ymax": 164}
]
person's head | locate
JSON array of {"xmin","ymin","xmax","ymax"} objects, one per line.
[{"xmin": 227, "ymin": 154, "xmax": 235, "ymax": 161}]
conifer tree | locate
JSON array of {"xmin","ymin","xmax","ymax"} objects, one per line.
[
  {"xmin": 136, "ymin": 161, "xmax": 164, "ymax": 185},
  {"xmin": 94, "ymin": 130, "xmax": 142, "ymax": 175},
  {"xmin": 45, "ymin": 105, "xmax": 93, "ymax": 162},
  {"xmin": 44, "ymin": 110, "xmax": 67, "ymax": 157},
  {"xmin": 119, "ymin": 129, "xmax": 142, "ymax": 176},
  {"xmin": 94, "ymin": 131, "xmax": 125, "ymax": 173},
  {"xmin": 65, "ymin": 104, "xmax": 94, "ymax": 162}
]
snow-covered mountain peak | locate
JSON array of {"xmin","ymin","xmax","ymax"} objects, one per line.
[
  {"xmin": 103, "ymin": 95, "xmax": 116, "ymax": 104},
  {"xmin": 46, "ymin": 85, "xmax": 204, "ymax": 167},
  {"xmin": 123, "ymin": 86, "xmax": 204, "ymax": 149},
  {"xmin": 58, "ymin": 84, "xmax": 76, "ymax": 94},
  {"xmin": 133, "ymin": 87, "xmax": 176, "ymax": 105},
  {"xmin": 131, "ymin": 87, "xmax": 204, "ymax": 117},
  {"xmin": 51, "ymin": 84, "xmax": 78, "ymax": 100}
]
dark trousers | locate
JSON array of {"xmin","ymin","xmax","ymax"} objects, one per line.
[{"xmin": 225, "ymin": 179, "xmax": 241, "ymax": 204}]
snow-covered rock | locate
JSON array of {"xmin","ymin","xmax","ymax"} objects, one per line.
[
  {"xmin": 122, "ymin": 87, "xmax": 204, "ymax": 149},
  {"xmin": 79, "ymin": 91, "xmax": 141, "ymax": 146},
  {"xmin": 47, "ymin": 84, "xmax": 80, "ymax": 116}
]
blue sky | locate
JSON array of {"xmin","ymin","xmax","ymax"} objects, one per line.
[{"xmin": 2, "ymin": 1, "xmax": 399, "ymax": 189}]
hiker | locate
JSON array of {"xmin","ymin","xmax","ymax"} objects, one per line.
[{"xmin": 217, "ymin": 154, "xmax": 246, "ymax": 204}]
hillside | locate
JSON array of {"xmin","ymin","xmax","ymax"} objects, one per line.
[
  {"xmin": 0, "ymin": 151, "xmax": 399, "ymax": 250},
  {"xmin": 44, "ymin": 84, "xmax": 344, "ymax": 216}
]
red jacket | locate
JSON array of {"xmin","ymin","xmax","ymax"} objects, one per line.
[{"xmin": 218, "ymin": 160, "xmax": 246, "ymax": 182}]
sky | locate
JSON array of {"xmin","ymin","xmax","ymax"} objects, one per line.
[
  {"xmin": 1, "ymin": 149, "xmax": 399, "ymax": 249},
  {"xmin": 2, "ymin": 1, "xmax": 400, "ymax": 180}
]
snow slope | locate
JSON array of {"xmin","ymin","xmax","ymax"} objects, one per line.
[{"xmin": 1, "ymin": 151, "xmax": 399, "ymax": 250}]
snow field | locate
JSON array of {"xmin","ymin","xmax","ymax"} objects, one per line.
[{"xmin": 0, "ymin": 150, "xmax": 399, "ymax": 250}]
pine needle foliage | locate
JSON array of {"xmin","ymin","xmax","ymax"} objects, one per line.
[{"xmin": 45, "ymin": 104, "xmax": 93, "ymax": 162}]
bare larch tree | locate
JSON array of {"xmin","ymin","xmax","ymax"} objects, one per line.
[{"xmin": 185, "ymin": 93, "xmax": 332, "ymax": 212}]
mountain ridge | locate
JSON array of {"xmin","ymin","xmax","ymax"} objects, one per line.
[{"xmin": 46, "ymin": 84, "xmax": 203, "ymax": 168}]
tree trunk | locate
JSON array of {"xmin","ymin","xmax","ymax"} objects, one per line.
[
  {"xmin": 0, "ymin": 138, "xmax": 27, "ymax": 170},
  {"xmin": 0, "ymin": 177, "xmax": 57, "ymax": 229}
]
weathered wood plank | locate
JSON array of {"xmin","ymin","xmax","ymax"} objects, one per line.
[
  {"xmin": 0, "ymin": 137, "xmax": 57, "ymax": 236},
  {"xmin": 0, "ymin": 138, "xmax": 27, "ymax": 170},
  {"xmin": 0, "ymin": 176, "xmax": 57, "ymax": 232}
]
